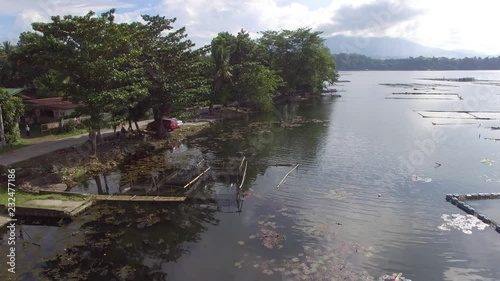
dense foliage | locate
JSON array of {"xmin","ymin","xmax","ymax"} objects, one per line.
[
  {"xmin": 0, "ymin": 88, "xmax": 24, "ymax": 144},
  {"xmin": 334, "ymin": 53, "xmax": 500, "ymax": 70},
  {"xmin": 258, "ymin": 28, "xmax": 338, "ymax": 95}
]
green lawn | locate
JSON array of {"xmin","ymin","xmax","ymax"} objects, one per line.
[
  {"xmin": 0, "ymin": 188, "xmax": 89, "ymax": 208},
  {"xmin": 0, "ymin": 139, "xmax": 30, "ymax": 154},
  {"xmin": 25, "ymin": 128, "xmax": 88, "ymax": 144}
]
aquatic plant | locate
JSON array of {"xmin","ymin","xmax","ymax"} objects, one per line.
[
  {"xmin": 481, "ymin": 159, "xmax": 495, "ymax": 166},
  {"xmin": 323, "ymin": 188, "xmax": 349, "ymax": 200},
  {"xmin": 411, "ymin": 174, "xmax": 432, "ymax": 183}
]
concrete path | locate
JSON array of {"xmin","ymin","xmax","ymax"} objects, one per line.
[
  {"xmin": 0, "ymin": 119, "xmax": 153, "ymax": 166},
  {"xmin": 0, "ymin": 214, "xmax": 10, "ymax": 228}
]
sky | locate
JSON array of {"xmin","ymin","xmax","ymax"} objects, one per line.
[{"xmin": 0, "ymin": 0, "xmax": 499, "ymax": 55}]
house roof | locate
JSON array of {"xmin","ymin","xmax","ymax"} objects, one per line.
[
  {"xmin": 24, "ymin": 97, "xmax": 80, "ymax": 110},
  {"xmin": 4, "ymin": 88, "xmax": 33, "ymax": 100}
]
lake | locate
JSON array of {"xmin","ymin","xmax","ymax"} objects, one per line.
[{"xmin": 2, "ymin": 71, "xmax": 500, "ymax": 281}]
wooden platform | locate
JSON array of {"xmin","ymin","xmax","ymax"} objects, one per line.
[{"xmin": 92, "ymin": 195, "xmax": 186, "ymax": 202}]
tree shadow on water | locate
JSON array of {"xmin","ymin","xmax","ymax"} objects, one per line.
[{"xmin": 39, "ymin": 202, "xmax": 219, "ymax": 281}]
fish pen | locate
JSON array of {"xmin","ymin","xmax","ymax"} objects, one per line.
[{"xmin": 445, "ymin": 193, "xmax": 500, "ymax": 234}]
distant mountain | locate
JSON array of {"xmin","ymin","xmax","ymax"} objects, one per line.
[{"xmin": 324, "ymin": 35, "xmax": 486, "ymax": 59}]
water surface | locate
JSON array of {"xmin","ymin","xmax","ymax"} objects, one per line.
[{"xmin": 2, "ymin": 71, "xmax": 500, "ymax": 281}]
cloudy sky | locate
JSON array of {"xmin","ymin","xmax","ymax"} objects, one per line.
[{"xmin": 0, "ymin": 0, "xmax": 498, "ymax": 55}]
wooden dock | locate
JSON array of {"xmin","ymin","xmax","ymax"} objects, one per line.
[{"xmin": 92, "ymin": 194, "xmax": 186, "ymax": 202}]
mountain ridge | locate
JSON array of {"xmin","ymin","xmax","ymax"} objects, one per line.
[{"xmin": 324, "ymin": 35, "xmax": 487, "ymax": 59}]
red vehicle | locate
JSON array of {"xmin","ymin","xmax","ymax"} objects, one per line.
[{"xmin": 146, "ymin": 118, "xmax": 179, "ymax": 131}]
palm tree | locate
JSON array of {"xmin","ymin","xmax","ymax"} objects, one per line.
[
  {"xmin": 0, "ymin": 41, "xmax": 15, "ymax": 86},
  {"xmin": 210, "ymin": 43, "xmax": 233, "ymax": 114},
  {"xmin": 0, "ymin": 41, "xmax": 14, "ymax": 55}
]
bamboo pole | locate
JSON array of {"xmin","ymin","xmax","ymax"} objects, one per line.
[
  {"xmin": 277, "ymin": 164, "xmax": 299, "ymax": 188},
  {"xmin": 239, "ymin": 161, "xmax": 248, "ymax": 189},
  {"xmin": 183, "ymin": 167, "xmax": 211, "ymax": 189},
  {"xmin": 239, "ymin": 156, "xmax": 246, "ymax": 171}
]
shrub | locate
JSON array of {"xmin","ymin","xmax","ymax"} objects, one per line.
[{"xmin": 62, "ymin": 119, "xmax": 78, "ymax": 132}]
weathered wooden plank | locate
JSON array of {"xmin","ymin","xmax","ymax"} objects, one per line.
[{"xmin": 92, "ymin": 195, "xmax": 186, "ymax": 202}]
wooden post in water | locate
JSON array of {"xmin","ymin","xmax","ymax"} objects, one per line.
[
  {"xmin": 276, "ymin": 164, "xmax": 299, "ymax": 188},
  {"xmin": 239, "ymin": 161, "xmax": 248, "ymax": 189}
]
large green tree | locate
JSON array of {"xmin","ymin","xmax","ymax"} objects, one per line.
[
  {"xmin": 258, "ymin": 28, "xmax": 338, "ymax": 95},
  {"xmin": 139, "ymin": 15, "xmax": 207, "ymax": 137},
  {"xmin": 16, "ymin": 9, "xmax": 150, "ymax": 154},
  {"xmin": 0, "ymin": 88, "xmax": 24, "ymax": 144},
  {"xmin": 233, "ymin": 62, "xmax": 283, "ymax": 111}
]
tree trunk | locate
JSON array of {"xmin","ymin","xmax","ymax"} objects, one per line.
[
  {"xmin": 209, "ymin": 84, "xmax": 217, "ymax": 115},
  {"xmin": 128, "ymin": 119, "xmax": 132, "ymax": 130},
  {"xmin": 90, "ymin": 129, "xmax": 97, "ymax": 156},
  {"xmin": 94, "ymin": 175, "xmax": 104, "ymax": 195},
  {"xmin": 156, "ymin": 106, "xmax": 167, "ymax": 138},
  {"xmin": 97, "ymin": 129, "xmax": 102, "ymax": 143},
  {"xmin": 103, "ymin": 174, "xmax": 110, "ymax": 194},
  {"xmin": 209, "ymin": 103, "xmax": 214, "ymax": 115},
  {"xmin": 153, "ymin": 108, "xmax": 159, "ymax": 121},
  {"xmin": 134, "ymin": 121, "xmax": 140, "ymax": 132}
]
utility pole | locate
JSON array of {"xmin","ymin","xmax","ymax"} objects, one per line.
[{"xmin": 0, "ymin": 104, "xmax": 5, "ymax": 147}]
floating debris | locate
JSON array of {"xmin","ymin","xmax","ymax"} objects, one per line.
[
  {"xmin": 437, "ymin": 214, "xmax": 489, "ymax": 234},
  {"xmin": 237, "ymin": 241, "xmax": 374, "ymax": 280},
  {"xmin": 381, "ymin": 83, "xmax": 452, "ymax": 88},
  {"xmin": 423, "ymin": 77, "xmax": 476, "ymax": 82},
  {"xmin": 323, "ymin": 189, "xmax": 349, "ymax": 200},
  {"xmin": 481, "ymin": 159, "xmax": 495, "ymax": 166},
  {"xmin": 378, "ymin": 273, "xmax": 412, "ymax": 281},
  {"xmin": 392, "ymin": 92, "xmax": 458, "ymax": 95},
  {"xmin": 385, "ymin": 97, "xmax": 456, "ymax": 100},
  {"xmin": 411, "ymin": 175, "xmax": 432, "ymax": 183}
]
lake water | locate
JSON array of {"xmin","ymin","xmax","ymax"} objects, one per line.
[{"xmin": 2, "ymin": 71, "xmax": 500, "ymax": 281}]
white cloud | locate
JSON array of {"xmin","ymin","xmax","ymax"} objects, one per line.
[
  {"xmin": 1, "ymin": 0, "xmax": 135, "ymax": 40},
  {"xmin": 156, "ymin": 0, "xmax": 338, "ymax": 44},
  {"xmin": 405, "ymin": 0, "xmax": 500, "ymax": 54},
  {"xmin": 1, "ymin": 0, "xmax": 499, "ymax": 55}
]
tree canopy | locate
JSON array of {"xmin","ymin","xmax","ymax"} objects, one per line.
[{"xmin": 258, "ymin": 28, "xmax": 338, "ymax": 95}]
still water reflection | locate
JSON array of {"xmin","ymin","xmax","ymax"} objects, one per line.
[{"xmin": 2, "ymin": 71, "xmax": 500, "ymax": 281}]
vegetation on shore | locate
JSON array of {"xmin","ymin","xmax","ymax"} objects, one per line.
[
  {"xmin": 0, "ymin": 9, "xmax": 337, "ymax": 151},
  {"xmin": 0, "ymin": 88, "xmax": 24, "ymax": 144},
  {"xmin": 10, "ymin": 120, "xmax": 212, "ymax": 191},
  {"xmin": 334, "ymin": 53, "xmax": 500, "ymax": 70}
]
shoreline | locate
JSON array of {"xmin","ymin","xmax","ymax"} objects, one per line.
[{"xmin": 6, "ymin": 107, "xmax": 250, "ymax": 194}]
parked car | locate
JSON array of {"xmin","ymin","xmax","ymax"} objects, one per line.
[
  {"xmin": 146, "ymin": 118, "xmax": 179, "ymax": 131},
  {"xmin": 172, "ymin": 118, "xmax": 183, "ymax": 126}
]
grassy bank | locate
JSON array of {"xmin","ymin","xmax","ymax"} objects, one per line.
[{"xmin": 0, "ymin": 188, "xmax": 88, "ymax": 208}]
